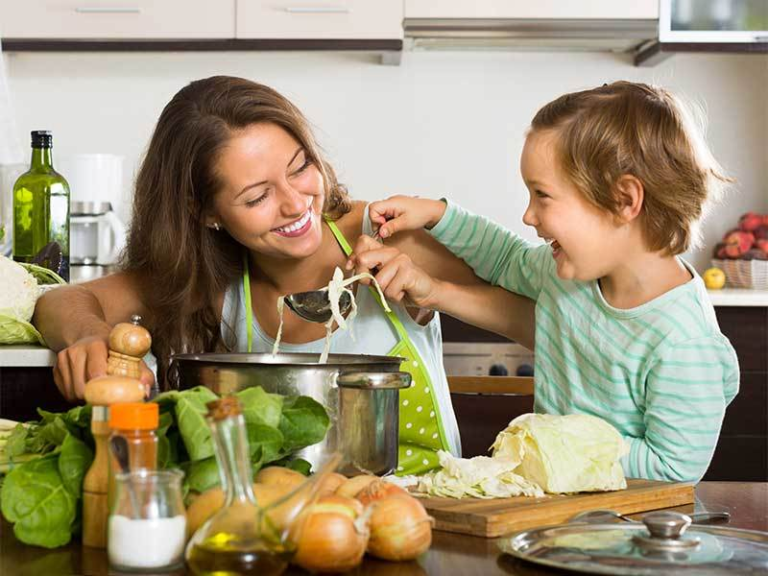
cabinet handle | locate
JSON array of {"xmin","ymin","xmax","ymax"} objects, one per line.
[
  {"xmin": 75, "ymin": 7, "xmax": 141, "ymax": 14},
  {"xmin": 284, "ymin": 6, "xmax": 350, "ymax": 14}
]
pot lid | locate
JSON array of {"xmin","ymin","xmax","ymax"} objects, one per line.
[{"xmin": 498, "ymin": 511, "xmax": 768, "ymax": 575}]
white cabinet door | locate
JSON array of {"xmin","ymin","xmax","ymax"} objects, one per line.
[
  {"xmin": 0, "ymin": 0, "xmax": 235, "ymax": 39},
  {"xmin": 237, "ymin": 0, "xmax": 403, "ymax": 39},
  {"xmin": 405, "ymin": 1, "xmax": 658, "ymax": 20}
]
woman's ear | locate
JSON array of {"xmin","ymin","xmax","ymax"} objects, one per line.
[
  {"xmin": 203, "ymin": 211, "xmax": 221, "ymax": 230},
  {"xmin": 614, "ymin": 175, "xmax": 644, "ymax": 223}
]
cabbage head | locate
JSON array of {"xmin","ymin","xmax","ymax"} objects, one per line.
[
  {"xmin": 0, "ymin": 255, "xmax": 43, "ymax": 344},
  {"xmin": 491, "ymin": 413, "xmax": 629, "ymax": 494}
]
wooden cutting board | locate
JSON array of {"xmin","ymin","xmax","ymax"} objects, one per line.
[{"xmin": 419, "ymin": 478, "xmax": 695, "ymax": 538}]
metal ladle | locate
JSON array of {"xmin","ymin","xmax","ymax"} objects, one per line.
[
  {"xmin": 569, "ymin": 508, "xmax": 730, "ymax": 525},
  {"xmin": 283, "ymin": 229, "xmax": 381, "ymax": 323}
]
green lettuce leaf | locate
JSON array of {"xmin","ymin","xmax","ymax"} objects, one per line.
[{"xmin": 1, "ymin": 455, "xmax": 77, "ymax": 548}]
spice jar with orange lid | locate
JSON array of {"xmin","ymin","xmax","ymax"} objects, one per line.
[{"xmin": 108, "ymin": 402, "xmax": 159, "ymax": 494}]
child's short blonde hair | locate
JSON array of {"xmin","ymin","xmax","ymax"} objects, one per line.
[{"xmin": 530, "ymin": 81, "xmax": 730, "ymax": 255}]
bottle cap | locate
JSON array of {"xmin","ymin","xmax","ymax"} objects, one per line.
[
  {"xmin": 109, "ymin": 402, "xmax": 159, "ymax": 430},
  {"xmin": 31, "ymin": 131, "xmax": 53, "ymax": 149}
]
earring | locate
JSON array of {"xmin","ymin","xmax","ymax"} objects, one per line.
[{"xmin": 212, "ymin": 222, "xmax": 221, "ymax": 231}]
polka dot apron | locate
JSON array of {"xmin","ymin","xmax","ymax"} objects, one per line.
[{"xmin": 241, "ymin": 221, "xmax": 450, "ymax": 475}]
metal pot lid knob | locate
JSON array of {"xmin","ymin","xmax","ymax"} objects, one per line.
[
  {"xmin": 644, "ymin": 511, "xmax": 692, "ymax": 539},
  {"xmin": 634, "ymin": 511, "xmax": 700, "ymax": 551}
]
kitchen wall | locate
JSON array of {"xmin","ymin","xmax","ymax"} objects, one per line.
[{"xmin": 4, "ymin": 49, "xmax": 767, "ymax": 271}]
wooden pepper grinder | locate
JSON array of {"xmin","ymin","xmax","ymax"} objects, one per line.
[{"xmin": 82, "ymin": 315, "xmax": 152, "ymax": 549}]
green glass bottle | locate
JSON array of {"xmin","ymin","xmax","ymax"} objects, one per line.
[{"xmin": 13, "ymin": 131, "xmax": 70, "ymax": 281}]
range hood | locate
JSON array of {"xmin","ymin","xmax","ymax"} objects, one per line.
[{"xmin": 404, "ymin": 18, "xmax": 658, "ymax": 53}]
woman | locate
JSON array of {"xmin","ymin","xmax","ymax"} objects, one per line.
[{"xmin": 34, "ymin": 76, "xmax": 535, "ymax": 474}]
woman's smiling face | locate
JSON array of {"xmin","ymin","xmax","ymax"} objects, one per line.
[
  {"xmin": 520, "ymin": 129, "xmax": 626, "ymax": 282},
  {"xmin": 210, "ymin": 122, "xmax": 326, "ymax": 260}
]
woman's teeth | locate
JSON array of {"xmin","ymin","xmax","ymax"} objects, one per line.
[{"xmin": 275, "ymin": 210, "xmax": 311, "ymax": 234}]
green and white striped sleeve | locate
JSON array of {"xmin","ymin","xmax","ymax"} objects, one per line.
[
  {"xmin": 622, "ymin": 336, "xmax": 739, "ymax": 482},
  {"xmin": 429, "ymin": 200, "xmax": 553, "ymax": 301}
]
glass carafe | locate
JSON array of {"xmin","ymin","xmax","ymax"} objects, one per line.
[{"xmin": 185, "ymin": 396, "xmax": 335, "ymax": 576}]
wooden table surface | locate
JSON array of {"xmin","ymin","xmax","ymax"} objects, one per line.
[{"xmin": 1, "ymin": 482, "xmax": 765, "ymax": 576}]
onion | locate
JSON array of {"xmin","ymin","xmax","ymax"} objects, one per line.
[
  {"xmin": 317, "ymin": 472, "xmax": 347, "ymax": 496},
  {"xmin": 335, "ymin": 474, "xmax": 378, "ymax": 499},
  {"xmin": 255, "ymin": 466, "xmax": 306, "ymax": 491},
  {"xmin": 356, "ymin": 479, "xmax": 408, "ymax": 506},
  {"xmin": 293, "ymin": 495, "xmax": 369, "ymax": 573},
  {"xmin": 367, "ymin": 495, "xmax": 433, "ymax": 561}
]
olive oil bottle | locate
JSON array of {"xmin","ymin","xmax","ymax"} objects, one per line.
[
  {"xmin": 185, "ymin": 397, "xmax": 297, "ymax": 576},
  {"xmin": 13, "ymin": 131, "xmax": 70, "ymax": 281}
]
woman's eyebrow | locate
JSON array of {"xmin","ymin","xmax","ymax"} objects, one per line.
[{"xmin": 235, "ymin": 147, "xmax": 304, "ymax": 199}]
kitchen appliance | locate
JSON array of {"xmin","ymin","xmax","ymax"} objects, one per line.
[
  {"xmin": 499, "ymin": 509, "xmax": 768, "ymax": 575},
  {"xmin": 660, "ymin": 0, "xmax": 768, "ymax": 43},
  {"xmin": 0, "ymin": 163, "xmax": 27, "ymax": 256},
  {"xmin": 443, "ymin": 342, "xmax": 534, "ymax": 378},
  {"xmin": 418, "ymin": 478, "xmax": 694, "ymax": 538},
  {"xmin": 70, "ymin": 201, "xmax": 125, "ymax": 282},
  {"xmin": 58, "ymin": 154, "xmax": 127, "ymax": 283},
  {"xmin": 172, "ymin": 352, "xmax": 411, "ymax": 476}
]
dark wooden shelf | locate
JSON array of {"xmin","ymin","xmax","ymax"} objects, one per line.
[{"xmin": 1, "ymin": 38, "xmax": 403, "ymax": 52}]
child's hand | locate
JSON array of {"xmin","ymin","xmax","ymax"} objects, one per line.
[
  {"xmin": 347, "ymin": 235, "xmax": 443, "ymax": 309},
  {"xmin": 368, "ymin": 196, "xmax": 447, "ymax": 239}
]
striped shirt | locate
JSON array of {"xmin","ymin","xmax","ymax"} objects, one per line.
[{"xmin": 430, "ymin": 200, "xmax": 739, "ymax": 482}]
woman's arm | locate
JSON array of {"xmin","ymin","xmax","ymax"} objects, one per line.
[{"xmin": 32, "ymin": 272, "xmax": 153, "ymax": 401}]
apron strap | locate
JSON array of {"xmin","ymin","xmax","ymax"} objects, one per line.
[{"xmin": 242, "ymin": 251, "xmax": 254, "ymax": 353}]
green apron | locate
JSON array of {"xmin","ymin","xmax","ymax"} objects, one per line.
[{"xmin": 241, "ymin": 221, "xmax": 451, "ymax": 475}]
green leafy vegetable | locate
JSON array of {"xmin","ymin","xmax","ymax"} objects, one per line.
[
  {"xmin": 58, "ymin": 435, "xmax": 93, "ymax": 496},
  {"xmin": 237, "ymin": 387, "xmax": 284, "ymax": 429},
  {"xmin": 0, "ymin": 386, "xmax": 330, "ymax": 548},
  {"xmin": 185, "ymin": 457, "xmax": 221, "ymax": 494},
  {"xmin": 279, "ymin": 396, "xmax": 330, "ymax": 453},
  {"xmin": 1, "ymin": 455, "xmax": 77, "ymax": 548}
]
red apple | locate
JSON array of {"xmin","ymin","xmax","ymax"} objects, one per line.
[
  {"xmin": 739, "ymin": 212, "xmax": 763, "ymax": 232},
  {"xmin": 754, "ymin": 225, "xmax": 768, "ymax": 241},
  {"xmin": 723, "ymin": 230, "xmax": 755, "ymax": 258}
]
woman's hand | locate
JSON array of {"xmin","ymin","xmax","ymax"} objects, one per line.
[
  {"xmin": 54, "ymin": 336, "xmax": 154, "ymax": 402},
  {"xmin": 347, "ymin": 235, "xmax": 444, "ymax": 310},
  {"xmin": 369, "ymin": 196, "xmax": 447, "ymax": 239}
]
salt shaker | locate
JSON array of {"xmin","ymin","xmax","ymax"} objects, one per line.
[{"xmin": 108, "ymin": 469, "xmax": 187, "ymax": 573}]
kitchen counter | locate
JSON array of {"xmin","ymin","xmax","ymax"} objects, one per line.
[
  {"xmin": 0, "ymin": 344, "xmax": 56, "ymax": 367},
  {"xmin": 2, "ymin": 290, "xmax": 765, "ymax": 370},
  {"xmin": 1, "ymin": 482, "xmax": 765, "ymax": 576},
  {"xmin": 707, "ymin": 288, "xmax": 768, "ymax": 306}
]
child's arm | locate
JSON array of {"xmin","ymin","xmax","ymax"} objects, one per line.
[
  {"xmin": 348, "ymin": 235, "xmax": 536, "ymax": 348},
  {"xmin": 369, "ymin": 196, "xmax": 552, "ymax": 301},
  {"xmin": 623, "ymin": 337, "xmax": 739, "ymax": 482}
]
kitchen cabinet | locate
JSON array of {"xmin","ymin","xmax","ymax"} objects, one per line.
[
  {"xmin": 0, "ymin": 0, "xmax": 235, "ymax": 39},
  {"xmin": 236, "ymin": 0, "xmax": 403, "ymax": 40},
  {"xmin": 405, "ymin": 0, "xmax": 659, "ymax": 20}
]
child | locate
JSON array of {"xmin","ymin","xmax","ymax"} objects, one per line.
[{"xmin": 350, "ymin": 81, "xmax": 739, "ymax": 483}]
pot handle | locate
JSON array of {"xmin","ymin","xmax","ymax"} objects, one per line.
[{"xmin": 336, "ymin": 371, "xmax": 411, "ymax": 390}]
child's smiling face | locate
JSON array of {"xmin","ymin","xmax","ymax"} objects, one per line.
[{"xmin": 520, "ymin": 129, "xmax": 629, "ymax": 282}]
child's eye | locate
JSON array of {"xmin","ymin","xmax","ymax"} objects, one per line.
[{"xmin": 245, "ymin": 191, "xmax": 268, "ymax": 207}]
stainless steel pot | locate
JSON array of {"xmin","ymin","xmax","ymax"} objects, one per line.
[{"xmin": 171, "ymin": 353, "xmax": 411, "ymax": 476}]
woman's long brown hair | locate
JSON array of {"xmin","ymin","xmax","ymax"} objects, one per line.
[{"xmin": 122, "ymin": 76, "xmax": 351, "ymax": 386}]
